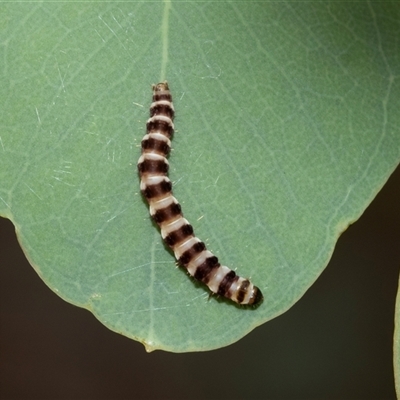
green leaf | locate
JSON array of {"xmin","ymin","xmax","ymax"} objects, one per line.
[{"xmin": 1, "ymin": 2, "xmax": 399, "ymax": 353}]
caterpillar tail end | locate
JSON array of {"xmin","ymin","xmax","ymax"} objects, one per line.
[{"xmin": 249, "ymin": 287, "xmax": 264, "ymax": 307}]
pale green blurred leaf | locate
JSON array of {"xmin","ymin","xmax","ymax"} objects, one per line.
[{"xmin": 1, "ymin": 2, "xmax": 399, "ymax": 353}]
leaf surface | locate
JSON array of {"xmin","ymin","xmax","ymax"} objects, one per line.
[{"xmin": 1, "ymin": 2, "xmax": 399, "ymax": 352}]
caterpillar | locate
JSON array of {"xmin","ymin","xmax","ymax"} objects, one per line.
[{"xmin": 137, "ymin": 82, "xmax": 263, "ymax": 306}]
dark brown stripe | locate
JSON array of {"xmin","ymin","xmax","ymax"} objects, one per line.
[
  {"xmin": 217, "ymin": 270, "xmax": 238, "ymax": 297},
  {"xmin": 141, "ymin": 137, "xmax": 170, "ymax": 155},
  {"xmin": 146, "ymin": 118, "xmax": 174, "ymax": 138},
  {"xmin": 178, "ymin": 241, "xmax": 206, "ymax": 266},
  {"xmin": 142, "ymin": 180, "xmax": 172, "ymax": 199},
  {"xmin": 153, "ymin": 93, "xmax": 172, "ymax": 102},
  {"xmin": 194, "ymin": 256, "xmax": 220, "ymax": 283},
  {"xmin": 138, "ymin": 158, "xmax": 168, "ymax": 175},
  {"xmin": 152, "ymin": 202, "xmax": 182, "ymax": 224},
  {"xmin": 236, "ymin": 279, "xmax": 250, "ymax": 304},
  {"xmin": 150, "ymin": 104, "xmax": 174, "ymax": 119},
  {"xmin": 164, "ymin": 224, "xmax": 194, "ymax": 247}
]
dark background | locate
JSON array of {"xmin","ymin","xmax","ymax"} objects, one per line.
[{"xmin": 1, "ymin": 165, "xmax": 399, "ymax": 400}]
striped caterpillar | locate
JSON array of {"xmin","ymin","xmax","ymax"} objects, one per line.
[{"xmin": 137, "ymin": 82, "xmax": 263, "ymax": 306}]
